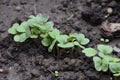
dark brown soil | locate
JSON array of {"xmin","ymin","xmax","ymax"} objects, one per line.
[{"xmin": 0, "ymin": 0, "xmax": 120, "ymax": 80}]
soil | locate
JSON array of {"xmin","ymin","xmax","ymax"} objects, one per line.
[{"xmin": 0, "ymin": 0, "xmax": 120, "ymax": 80}]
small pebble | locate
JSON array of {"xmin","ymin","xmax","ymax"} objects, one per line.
[
  {"xmin": 107, "ymin": 8, "xmax": 113, "ymax": 14},
  {"xmin": 0, "ymin": 68, "xmax": 4, "ymax": 73},
  {"xmin": 69, "ymin": 59, "xmax": 76, "ymax": 66},
  {"xmin": 0, "ymin": 68, "xmax": 7, "ymax": 73},
  {"xmin": 15, "ymin": 6, "xmax": 21, "ymax": 11},
  {"xmin": 31, "ymin": 69, "xmax": 40, "ymax": 77},
  {"xmin": 116, "ymin": 43, "xmax": 120, "ymax": 48},
  {"xmin": 113, "ymin": 46, "xmax": 120, "ymax": 53}
]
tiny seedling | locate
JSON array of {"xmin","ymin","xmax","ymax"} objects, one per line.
[
  {"xmin": 93, "ymin": 56, "xmax": 109, "ymax": 72},
  {"xmin": 100, "ymin": 38, "xmax": 109, "ymax": 43},
  {"xmin": 97, "ymin": 44, "xmax": 113, "ymax": 57},
  {"xmin": 54, "ymin": 70, "xmax": 59, "ymax": 77}
]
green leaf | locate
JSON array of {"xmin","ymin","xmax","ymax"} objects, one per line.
[
  {"xmin": 28, "ymin": 19, "xmax": 40, "ymax": 27},
  {"xmin": 69, "ymin": 33, "xmax": 78, "ymax": 37},
  {"xmin": 49, "ymin": 29, "xmax": 60, "ymax": 39},
  {"xmin": 28, "ymin": 14, "xmax": 49, "ymax": 27},
  {"xmin": 97, "ymin": 44, "xmax": 113, "ymax": 54},
  {"xmin": 93, "ymin": 56, "xmax": 109, "ymax": 72},
  {"xmin": 82, "ymin": 48, "xmax": 97, "ymax": 57},
  {"xmin": 30, "ymin": 35, "xmax": 38, "ymax": 38},
  {"xmin": 56, "ymin": 35, "xmax": 68, "ymax": 43},
  {"xmin": 109, "ymin": 63, "xmax": 120, "ymax": 73},
  {"xmin": 73, "ymin": 41, "xmax": 80, "ymax": 46},
  {"xmin": 40, "ymin": 33, "xmax": 48, "ymax": 38},
  {"xmin": 111, "ymin": 57, "xmax": 120, "ymax": 62},
  {"xmin": 67, "ymin": 37, "xmax": 75, "ymax": 42},
  {"xmin": 41, "ymin": 37, "xmax": 52, "ymax": 46},
  {"xmin": 40, "ymin": 21, "xmax": 54, "ymax": 32},
  {"xmin": 67, "ymin": 33, "xmax": 77, "ymax": 42},
  {"xmin": 98, "ymin": 52, "xmax": 105, "ymax": 58},
  {"xmin": 8, "ymin": 23, "xmax": 19, "ymax": 34},
  {"xmin": 113, "ymin": 73, "xmax": 120, "ymax": 76},
  {"xmin": 14, "ymin": 33, "xmax": 27, "ymax": 42},
  {"xmin": 101, "ymin": 58, "xmax": 109, "ymax": 72},
  {"xmin": 31, "ymin": 28, "xmax": 40, "ymax": 35},
  {"xmin": 76, "ymin": 34, "xmax": 85, "ymax": 40},
  {"xmin": 14, "ymin": 35, "xmax": 20, "ymax": 42},
  {"xmin": 76, "ymin": 34, "xmax": 89, "ymax": 45},
  {"xmin": 48, "ymin": 40, "xmax": 57, "ymax": 52},
  {"xmin": 36, "ymin": 14, "xmax": 49, "ymax": 23},
  {"xmin": 29, "ymin": 15, "xmax": 36, "ymax": 19},
  {"xmin": 103, "ymin": 55, "xmax": 120, "ymax": 62},
  {"xmin": 25, "ymin": 29, "xmax": 31, "ymax": 38},
  {"xmin": 81, "ymin": 38, "xmax": 90, "ymax": 45},
  {"xmin": 93, "ymin": 57, "xmax": 102, "ymax": 71},
  {"xmin": 17, "ymin": 22, "xmax": 28, "ymax": 32},
  {"xmin": 73, "ymin": 41, "xmax": 85, "ymax": 49},
  {"xmin": 58, "ymin": 42, "xmax": 74, "ymax": 48},
  {"xmin": 46, "ymin": 21, "xmax": 54, "ymax": 30}
]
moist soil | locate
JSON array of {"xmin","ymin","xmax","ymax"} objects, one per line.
[{"xmin": 0, "ymin": 0, "xmax": 120, "ymax": 80}]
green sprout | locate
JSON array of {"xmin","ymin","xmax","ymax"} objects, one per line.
[
  {"xmin": 54, "ymin": 70, "xmax": 59, "ymax": 77},
  {"xmin": 97, "ymin": 44, "xmax": 113, "ymax": 57},
  {"xmin": 100, "ymin": 38, "xmax": 109, "ymax": 43},
  {"xmin": 93, "ymin": 56, "xmax": 109, "ymax": 72}
]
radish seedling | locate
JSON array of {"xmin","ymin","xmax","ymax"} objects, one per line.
[
  {"xmin": 97, "ymin": 44, "xmax": 113, "ymax": 57},
  {"xmin": 76, "ymin": 33, "xmax": 89, "ymax": 45},
  {"xmin": 54, "ymin": 70, "xmax": 59, "ymax": 77},
  {"xmin": 93, "ymin": 56, "xmax": 109, "ymax": 72},
  {"xmin": 41, "ymin": 29, "xmax": 60, "ymax": 52},
  {"xmin": 28, "ymin": 14, "xmax": 54, "ymax": 38}
]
